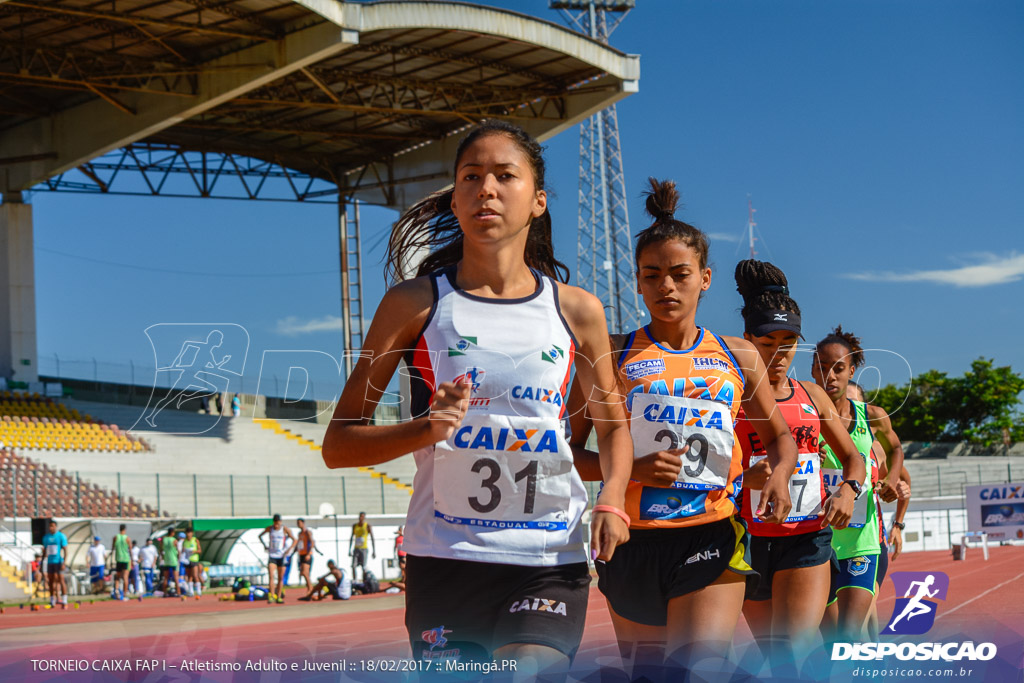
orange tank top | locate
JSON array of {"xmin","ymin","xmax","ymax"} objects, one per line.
[{"xmin": 618, "ymin": 326, "xmax": 745, "ymax": 529}]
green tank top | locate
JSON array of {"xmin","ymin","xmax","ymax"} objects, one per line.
[
  {"xmin": 162, "ymin": 536, "xmax": 178, "ymax": 565},
  {"xmin": 821, "ymin": 399, "xmax": 880, "ymax": 559},
  {"xmin": 114, "ymin": 533, "xmax": 131, "ymax": 563},
  {"xmin": 184, "ymin": 537, "xmax": 199, "ymax": 562}
]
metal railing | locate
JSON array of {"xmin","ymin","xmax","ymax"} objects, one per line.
[
  {"xmin": 904, "ymin": 461, "xmax": 1024, "ymax": 498},
  {"xmin": 0, "ymin": 468, "xmax": 412, "ymax": 519}
]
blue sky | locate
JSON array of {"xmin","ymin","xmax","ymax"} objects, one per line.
[{"xmin": 25, "ymin": 0, "xmax": 1024, "ymax": 401}]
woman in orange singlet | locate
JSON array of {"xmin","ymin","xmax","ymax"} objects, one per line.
[{"xmin": 569, "ymin": 179, "xmax": 799, "ymax": 679}]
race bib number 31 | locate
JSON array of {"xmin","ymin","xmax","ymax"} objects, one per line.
[
  {"xmin": 433, "ymin": 414, "xmax": 573, "ymax": 530},
  {"xmin": 630, "ymin": 393, "xmax": 734, "ymax": 491}
]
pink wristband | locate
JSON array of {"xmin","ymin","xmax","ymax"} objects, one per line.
[{"xmin": 592, "ymin": 505, "xmax": 631, "ymax": 527}]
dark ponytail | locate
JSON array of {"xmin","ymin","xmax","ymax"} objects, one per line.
[
  {"xmin": 385, "ymin": 121, "xmax": 569, "ymax": 285},
  {"xmin": 734, "ymin": 259, "xmax": 802, "ymax": 336},
  {"xmin": 634, "ymin": 178, "xmax": 709, "ymax": 269},
  {"xmin": 816, "ymin": 325, "xmax": 865, "ymax": 369}
]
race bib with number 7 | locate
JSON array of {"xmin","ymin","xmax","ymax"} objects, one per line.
[
  {"xmin": 630, "ymin": 393, "xmax": 735, "ymax": 491},
  {"xmin": 750, "ymin": 452, "xmax": 823, "ymax": 523}
]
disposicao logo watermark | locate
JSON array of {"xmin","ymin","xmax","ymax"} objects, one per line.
[
  {"xmin": 883, "ymin": 571, "xmax": 949, "ymax": 635},
  {"xmin": 831, "ymin": 570, "xmax": 998, "ymax": 663}
]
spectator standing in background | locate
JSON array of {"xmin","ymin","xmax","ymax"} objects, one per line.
[
  {"xmin": 129, "ymin": 540, "xmax": 141, "ymax": 595},
  {"xmin": 41, "ymin": 521, "xmax": 69, "ymax": 608},
  {"xmin": 139, "ymin": 538, "xmax": 158, "ymax": 595},
  {"xmin": 87, "ymin": 536, "xmax": 108, "ymax": 595},
  {"xmin": 349, "ymin": 512, "xmax": 375, "ymax": 582}
]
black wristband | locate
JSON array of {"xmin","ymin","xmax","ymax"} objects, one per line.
[{"xmin": 893, "ymin": 521, "xmax": 906, "ymax": 531}]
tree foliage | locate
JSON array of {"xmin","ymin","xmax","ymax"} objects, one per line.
[{"xmin": 872, "ymin": 358, "xmax": 1024, "ymax": 446}]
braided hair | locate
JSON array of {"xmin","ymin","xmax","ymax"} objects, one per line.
[{"xmin": 734, "ymin": 259, "xmax": 801, "ymax": 332}]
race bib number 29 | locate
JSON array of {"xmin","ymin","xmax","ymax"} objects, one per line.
[{"xmin": 630, "ymin": 393, "xmax": 734, "ymax": 490}]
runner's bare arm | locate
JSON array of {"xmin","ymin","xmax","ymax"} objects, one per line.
[
  {"xmin": 867, "ymin": 404, "xmax": 905, "ymax": 502},
  {"xmin": 805, "ymin": 381, "xmax": 863, "ymax": 528},
  {"xmin": 322, "ymin": 279, "xmax": 451, "ymax": 468},
  {"xmin": 567, "ymin": 333, "xmax": 628, "ymax": 482},
  {"xmin": 722, "ymin": 335, "xmax": 797, "ymax": 523},
  {"xmin": 559, "ymin": 285, "xmax": 632, "ymax": 560},
  {"xmin": 889, "ymin": 464, "xmax": 911, "ymax": 560}
]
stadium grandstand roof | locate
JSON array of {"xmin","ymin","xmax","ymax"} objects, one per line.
[{"xmin": 0, "ymin": 0, "xmax": 640, "ymax": 208}]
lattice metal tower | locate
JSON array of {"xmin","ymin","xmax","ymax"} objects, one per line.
[{"xmin": 552, "ymin": 1, "xmax": 641, "ymax": 333}]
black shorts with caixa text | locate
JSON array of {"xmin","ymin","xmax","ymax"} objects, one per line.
[{"xmin": 405, "ymin": 554, "xmax": 590, "ymax": 663}]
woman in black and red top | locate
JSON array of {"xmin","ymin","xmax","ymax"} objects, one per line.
[{"xmin": 732, "ymin": 260, "xmax": 866, "ymax": 668}]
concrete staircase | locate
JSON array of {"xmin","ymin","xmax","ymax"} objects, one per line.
[
  {"xmin": 262, "ymin": 419, "xmax": 415, "ymax": 492},
  {"xmin": 20, "ymin": 400, "xmax": 413, "ymax": 519},
  {"xmin": 0, "ymin": 556, "xmax": 32, "ymax": 600}
]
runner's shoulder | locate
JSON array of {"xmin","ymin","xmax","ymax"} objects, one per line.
[
  {"xmin": 552, "ymin": 283, "xmax": 603, "ymax": 329},
  {"xmin": 374, "ymin": 276, "xmax": 436, "ymax": 339}
]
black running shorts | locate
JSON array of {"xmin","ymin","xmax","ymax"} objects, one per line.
[
  {"xmin": 596, "ymin": 517, "xmax": 754, "ymax": 626},
  {"xmin": 745, "ymin": 527, "xmax": 834, "ymax": 601},
  {"xmin": 405, "ymin": 555, "xmax": 590, "ymax": 662}
]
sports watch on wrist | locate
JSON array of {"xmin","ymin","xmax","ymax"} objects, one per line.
[
  {"xmin": 840, "ymin": 478, "xmax": 863, "ymax": 499},
  {"xmin": 892, "ymin": 521, "xmax": 906, "ymax": 531}
]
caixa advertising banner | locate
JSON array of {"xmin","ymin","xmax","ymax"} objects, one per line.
[{"xmin": 966, "ymin": 483, "xmax": 1024, "ymax": 541}]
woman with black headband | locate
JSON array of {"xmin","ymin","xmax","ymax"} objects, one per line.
[{"xmin": 732, "ymin": 260, "xmax": 866, "ymax": 670}]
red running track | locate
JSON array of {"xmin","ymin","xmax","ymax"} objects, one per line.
[{"xmin": 0, "ymin": 546, "xmax": 1020, "ymax": 681}]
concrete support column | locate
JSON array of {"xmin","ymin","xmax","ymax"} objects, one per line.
[{"xmin": 0, "ymin": 192, "xmax": 37, "ymax": 383}]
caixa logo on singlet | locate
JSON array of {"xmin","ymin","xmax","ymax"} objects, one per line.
[
  {"xmin": 640, "ymin": 402, "xmax": 727, "ymax": 430},
  {"xmin": 625, "ymin": 377, "xmax": 736, "ymax": 412},
  {"xmin": 452, "ymin": 426, "xmax": 559, "ymax": 453},
  {"xmin": 511, "ymin": 385, "xmax": 563, "ymax": 407}
]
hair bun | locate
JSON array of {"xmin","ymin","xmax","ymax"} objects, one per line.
[{"xmin": 644, "ymin": 177, "xmax": 679, "ymax": 222}]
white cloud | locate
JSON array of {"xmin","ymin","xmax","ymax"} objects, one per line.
[
  {"xmin": 707, "ymin": 232, "xmax": 740, "ymax": 243},
  {"xmin": 844, "ymin": 252, "xmax": 1024, "ymax": 288},
  {"xmin": 276, "ymin": 315, "xmax": 343, "ymax": 336}
]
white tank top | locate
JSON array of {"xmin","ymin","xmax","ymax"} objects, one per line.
[
  {"xmin": 402, "ymin": 268, "xmax": 587, "ymax": 566},
  {"xmin": 268, "ymin": 527, "xmax": 285, "ymax": 558}
]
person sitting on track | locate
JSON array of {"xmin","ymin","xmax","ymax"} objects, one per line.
[{"xmin": 297, "ymin": 560, "xmax": 351, "ymax": 601}]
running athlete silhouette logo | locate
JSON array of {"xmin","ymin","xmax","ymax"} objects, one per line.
[
  {"xmin": 136, "ymin": 324, "xmax": 249, "ymax": 434},
  {"xmin": 453, "ymin": 367, "xmax": 485, "ymax": 393},
  {"xmin": 883, "ymin": 571, "xmax": 950, "ymax": 635},
  {"xmin": 422, "ymin": 626, "xmax": 452, "ymax": 650}
]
